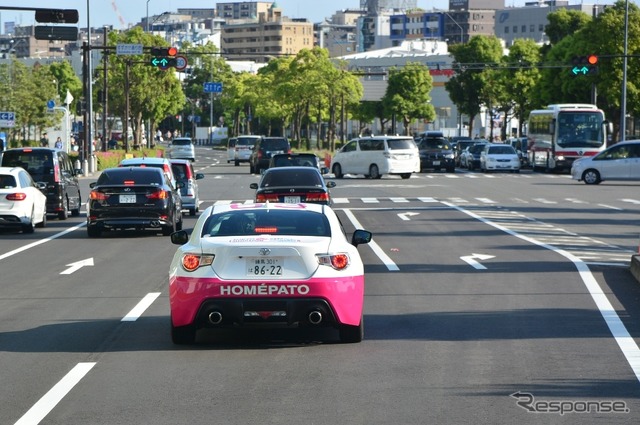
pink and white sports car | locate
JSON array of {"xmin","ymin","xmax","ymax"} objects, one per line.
[{"xmin": 168, "ymin": 202, "xmax": 372, "ymax": 345}]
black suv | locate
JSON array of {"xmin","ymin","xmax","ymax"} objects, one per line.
[
  {"xmin": 249, "ymin": 137, "xmax": 291, "ymax": 174},
  {"xmin": 417, "ymin": 132, "xmax": 455, "ymax": 173},
  {"xmin": 0, "ymin": 147, "xmax": 82, "ymax": 219}
]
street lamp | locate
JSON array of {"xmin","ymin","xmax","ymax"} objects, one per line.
[
  {"xmin": 443, "ymin": 12, "xmax": 464, "ymax": 44},
  {"xmin": 146, "ymin": 0, "xmax": 151, "ymax": 32}
]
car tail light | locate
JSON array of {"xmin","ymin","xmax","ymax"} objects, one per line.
[
  {"xmin": 53, "ymin": 163, "xmax": 61, "ymax": 183},
  {"xmin": 181, "ymin": 253, "xmax": 214, "ymax": 272},
  {"xmin": 255, "ymin": 226, "xmax": 278, "ymax": 234},
  {"xmin": 305, "ymin": 192, "xmax": 329, "ymax": 202},
  {"xmin": 6, "ymin": 192, "xmax": 27, "ymax": 201},
  {"xmin": 123, "ymin": 180, "xmax": 135, "ymax": 185},
  {"xmin": 255, "ymin": 193, "xmax": 279, "ymax": 202},
  {"xmin": 317, "ymin": 253, "xmax": 350, "ymax": 270},
  {"xmin": 89, "ymin": 190, "xmax": 108, "ymax": 200},
  {"xmin": 147, "ymin": 190, "xmax": 168, "ymax": 200},
  {"xmin": 185, "ymin": 166, "xmax": 193, "ymax": 179}
]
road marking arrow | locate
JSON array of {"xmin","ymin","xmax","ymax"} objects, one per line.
[
  {"xmin": 460, "ymin": 253, "xmax": 495, "ymax": 270},
  {"xmin": 398, "ymin": 212, "xmax": 419, "ymax": 221},
  {"xmin": 60, "ymin": 258, "xmax": 94, "ymax": 275}
]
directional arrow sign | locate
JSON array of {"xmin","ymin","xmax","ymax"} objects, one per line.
[
  {"xmin": 460, "ymin": 253, "xmax": 495, "ymax": 270},
  {"xmin": 398, "ymin": 212, "xmax": 419, "ymax": 221},
  {"xmin": 60, "ymin": 258, "xmax": 94, "ymax": 275}
]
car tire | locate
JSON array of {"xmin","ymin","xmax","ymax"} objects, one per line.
[
  {"xmin": 249, "ymin": 163, "xmax": 254, "ymax": 174},
  {"xmin": 22, "ymin": 209, "xmax": 35, "ymax": 233},
  {"xmin": 369, "ymin": 164, "xmax": 381, "ymax": 179},
  {"xmin": 332, "ymin": 163, "xmax": 343, "ymax": 179},
  {"xmin": 582, "ymin": 169, "xmax": 601, "ymax": 185},
  {"xmin": 176, "ymin": 215, "xmax": 183, "ymax": 231},
  {"xmin": 400, "ymin": 173, "xmax": 411, "ymax": 179},
  {"xmin": 162, "ymin": 216, "xmax": 176, "ymax": 236},
  {"xmin": 339, "ymin": 319, "xmax": 363, "ymax": 343},
  {"xmin": 171, "ymin": 322, "xmax": 196, "ymax": 345},
  {"xmin": 447, "ymin": 166, "xmax": 455, "ymax": 173},
  {"xmin": 87, "ymin": 226, "xmax": 101, "ymax": 238},
  {"xmin": 58, "ymin": 201, "xmax": 69, "ymax": 220},
  {"xmin": 234, "ymin": 160, "xmax": 240, "ymax": 166},
  {"xmin": 189, "ymin": 208, "xmax": 197, "ymax": 216}
]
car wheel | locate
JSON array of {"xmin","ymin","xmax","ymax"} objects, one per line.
[
  {"xmin": 58, "ymin": 200, "xmax": 69, "ymax": 220},
  {"xmin": 87, "ymin": 226, "xmax": 101, "ymax": 238},
  {"xmin": 332, "ymin": 163, "xmax": 343, "ymax": 179},
  {"xmin": 176, "ymin": 214, "xmax": 183, "ymax": 231},
  {"xmin": 400, "ymin": 173, "xmax": 411, "ymax": 179},
  {"xmin": 162, "ymin": 216, "xmax": 176, "ymax": 236},
  {"xmin": 189, "ymin": 208, "xmax": 197, "ymax": 216},
  {"xmin": 234, "ymin": 160, "xmax": 240, "ymax": 166},
  {"xmin": 582, "ymin": 169, "xmax": 601, "ymax": 185},
  {"xmin": 447, "ymin": 167, "xmax": 455, "ymax": 173},
  {"xmin": 339, "ymin": 319, "xmax": 363, "ymax": 343},
  {"xmin": 468, "ymin": 163, "xmax": 474, "ymax": 171},
  {"xmin": 171, "ymin": 322, "xmax": 196, "ymax": 345},
  {"xmin": 369, "ymin": 164, "xmax": 381, "ymax": 179},
  {"xmin": 22, "ymin": 209, "xmax": 35, "ymax": 233}
]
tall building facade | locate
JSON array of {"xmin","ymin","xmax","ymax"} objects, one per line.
[{"xmin": 216, "ymin": 2, "xmax": 273, "ymax": 20}]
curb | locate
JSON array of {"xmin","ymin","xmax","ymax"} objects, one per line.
[{"xmin": 631, "ymin": 255, "xmax": 640, "ymax": 284}]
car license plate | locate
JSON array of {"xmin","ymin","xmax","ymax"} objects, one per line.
[
  {"xmin": 247, "ymin": 257, "xmax": 283, "ymax": 276},
  {"xmin": 119, "ymin": 194, "xmax": 137, "ymax": 203},
  {"xmin": 432, "ymin": 160, "xmax": 440, "ymax": 166},
  {"xmin": 284, "ymin": 196, "xmax": 300, "ymax": 203}
]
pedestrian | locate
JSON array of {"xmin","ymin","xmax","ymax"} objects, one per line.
[
  {"xmin": 40, "ymin": 132, "xmax": 49, "ymax": 147},
  {"xmin": 55, "ymin": 137, "xmax": 63, "ymax": 149}
]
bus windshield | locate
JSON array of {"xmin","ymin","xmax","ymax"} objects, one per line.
[{"xmin": 556, "ymin": 111, "xmax": 604, "ymax": 148}]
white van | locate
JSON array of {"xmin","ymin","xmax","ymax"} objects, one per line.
[
  {"xmin": 227, "ymin": 135, "xmax": 262, "ymax": 166},
  {"xmin": 330, "ymin": 136, "xmax": 420, "ymax": 179}
]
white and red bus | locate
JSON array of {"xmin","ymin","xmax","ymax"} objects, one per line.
[{"xmin": 527, "ymin": 104, "xmax": 612, "ymax": 172}]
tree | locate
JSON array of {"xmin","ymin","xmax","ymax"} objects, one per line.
[
  {"xmin": 382, "ymin": 62, "xmax": 435, "ymax": 135},
  {"xmin": 545, "ymin": 9, "xmax": 592, "ymax": 45}
]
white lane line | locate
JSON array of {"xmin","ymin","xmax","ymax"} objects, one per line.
[
  {"xmin": 121, "ymin": 292, "xmax": 161, "ymax": 322},
  {"xmin": 444, "ymin": 201, "xmax": 640, "ymax": 384},
  {"xmin": 0, "ymin": 223, "xmax": 86, "ymax": 262},
  {"xmin": 15, "ymin": 362, "xmax": 96, "ymax": 425},
  {"xmin": 342, "ymin": 209, "xmax": 399, "ymax": 271},
  {"xmin": 362, "ymin": 198, "xmax": 379, "ymax": 203},
  {"xmin": 599, "ymin": 204, "xmax": 623, "ymax": 211}
]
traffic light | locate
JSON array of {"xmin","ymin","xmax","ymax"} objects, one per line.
[
  {"xmin": 570, "ymin": 55, "xmax": 598, "ymax": 76},
  {"xmin": 35, "ymin": 8, "xmax": 79, "ymax": 23},
  {"xmin": 150, "ymin": 46, "xmax": 178, "ymax": 69}
]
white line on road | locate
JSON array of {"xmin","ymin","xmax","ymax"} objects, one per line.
[
  {"xmin": 0, "ymin": 223, "xmax": 86, "ymax": 262},
  {"xmin": 14, "ymin": 362, "xmax": 96, "ymax": 425},
  {"xmin": 444, "ymin": 201, "xmax": 640, "ymax": 384},
  {"xmin": 342, "ymin": 209, "xmax": 399, "ymax": 271},
  {"xmin": 122, "ymin": 292, "xmax": 162, "ymax": 322}
]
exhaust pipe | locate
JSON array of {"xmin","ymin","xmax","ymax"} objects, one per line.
[
  {"xmin": 308, "ymin": 310, "xmax": 322, "ymax": 325},
  {"xmin": 208, "ymin": 311, "xmax": 223, "ymax": 325}
]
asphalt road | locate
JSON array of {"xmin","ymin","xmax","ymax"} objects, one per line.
[{"xmin": 1, "ymin": 145, "xmax": 640, "ymax": 424}]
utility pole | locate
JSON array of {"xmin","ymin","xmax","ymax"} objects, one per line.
[{"xmin": 102, "ymin": 26, "xmax": 109, "ymax": 152}]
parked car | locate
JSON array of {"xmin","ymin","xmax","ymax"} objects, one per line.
[
  {"xmin": 168, "ymin": 137, "xmax": 196, "ymax": 162},
  {"xmin": 0, "ymin": 147, "xmax": 82, "ymax": 219},
  {"xmin": 454, "ymin": 139, "xmax": 476, "ymax": 167},
  {"xmin": 268, "ymin": 152, "xmax": 327, "ymax": 173},
  {"xmin": 571, "ymin": 139, "xmax": 640, "ymax": 184},
  {"xmin": 119, "ymin": 157, "xmax": 177, "ymax": 189},
  {"xmin": 480, "ymin": 143, "xmax": 521, "ymax": 173},
  {"xmin": 249, "ymin": 137, "xmax": 291, "ymax": 174},
  {"xmin": 0, "ymin": 166, "xmax": 47, "ymax": 233},
  {"xmin": 86, "ymin": 167, "xmax": 183, "ymax": 237},
  {"xmin": 417, "ymin": 132, "xmax": 455, "ymax": 172},
  {"xmin": 507, "ymin": 137, "xmax": 529, "ymax": 167},
  {"xmin": 249, "ymin": 166, "xmax": 335, "ymax": 205},
  {"xmin": 228, "ymin": 135, "xmax": 261, "ymax": 166},
  {"xmin": 170, "ymin": 159, "xmax": 204, "ymax": 216},
  {"xmin": 463, "ymin": 142, "xmax": 489, "ymax": 171},
  {"xmin": 168, "ymin": 202, "xmax": 372, "ymax": 344},
  {"xmin": 330, "ymin": 136, "xmax": 419, "ymax": 179}
]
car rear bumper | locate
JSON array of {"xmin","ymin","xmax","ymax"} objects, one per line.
[
  {"xmin": 169, "ymin": 275, "xmax": 364, "ymax": 328},
  {"xmin": 87, "ymin": 215, "xmax": 173, "ymax": 230}
]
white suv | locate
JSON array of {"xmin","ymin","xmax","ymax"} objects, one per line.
[
  {"xmin": 169, "ymin": 137, "xmax": 196, "ymax": 162},
  {"xmin": 330, "ymin": 136, "xmax": 420, "ymax": 179}
]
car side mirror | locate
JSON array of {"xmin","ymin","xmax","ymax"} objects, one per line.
[
  {"xmin": 36, "ymin": 182, "xmax": 47, "ymax": 190},
  {"xmin": 249, "ymin": 182, "xmax": 258, "ymax": 189},
  {"xmin": 89, "ymin": 182, "xmax": 96, "ymax": 188},
  {"xmin": 326, "ymin": 181, "xmax": 336, "ymax": 188},
  {"xmin": 351, "ymin": 229, "xmax": 372, "ymax": 247},
  {"xmin": 171, "ymin": 230, "xmax": 189, "ymax": 245},
  {"xmin": 195, "ymin": 173, "xmax": 205, "ymax": 180}
]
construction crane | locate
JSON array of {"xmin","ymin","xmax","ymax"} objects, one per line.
[{"xmin": 110, "ymin": 0, "xmax": 127, "ymax": 28}]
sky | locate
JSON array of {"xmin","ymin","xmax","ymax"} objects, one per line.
[{"xmin": 0, "ymin": 0, "xmax": 462, "ymax": 31}]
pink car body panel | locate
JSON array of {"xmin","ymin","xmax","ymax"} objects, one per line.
[{"xmin": 169, "ymin": 274, "xmax": 364, "ymax": 327}]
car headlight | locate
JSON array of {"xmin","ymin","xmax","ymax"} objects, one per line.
[{"xmin": 445, "ymin": 153, "xmax": 454, "ymax": 159}]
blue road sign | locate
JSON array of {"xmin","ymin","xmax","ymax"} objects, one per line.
[
  {"xmin": 203, "ymin": 82, "xmax": 223, "ymax": 93},
  {"xmin": 47, "ymin": 100, "xmax": 55, "ymax": 109}
]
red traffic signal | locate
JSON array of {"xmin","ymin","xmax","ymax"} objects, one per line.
[
  {"xmin": 587, "ymin": 54, "xmax": 598, "ymax": 65},
  {"xmin": 150, "ymin": 46, "xmax": 178, "ymax": 57}
]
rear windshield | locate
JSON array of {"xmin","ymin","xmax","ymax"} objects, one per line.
[
  {"xmin": 1, "ymin": 150, "xmax": 55, "ymax": 183},
  {"xmin": 171, "ymin": 163, "xmax": 190, "ymax": 181},
  {"xmin": 262, "ymin": 139, "xmax": 289, "ymax": 150},
  {"xmin": 261, "ymin": 169, "xmax": 323, "ymax": 187},
  {"xmin": 97, "ymin": 168, "xmax": 164, "ymax": 185},
  {"xmin": 420, "ymin": 139, "xmax": 450, "ymax": 150},
  {"xmin": 237, "ymin": 137, "xmax": 259, "ymax": 146},
  {"xmin": 272, "ymin": 155, "xmax": 318, "ymax": 168},
  {"xmin": 172, "ymin": 139, "xmax": 192, "ymax": 146},
  {"xmin": 488, "ymin": 145, "xmax": 517, "ymax": 154},
  {"xmin": 203, "ymin": 209, "xmax": 330, "ymax": 237},
  {"xmin": 386, "ymin": 138, "xmax": 417, "ymax": 150},
  {"xmin": 469, "ymin": 144, "xmax": 487, "ymax": 153}
]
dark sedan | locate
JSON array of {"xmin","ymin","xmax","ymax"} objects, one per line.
[
  {"xmin": 464, "ymin": 142, "xmax": 488, "ymax": 171},
  {"xmin": 86, "ymin": 167, "xmax": 183, "ymax": 237},
  {"xmin": 417, "ymin": 137, "xmax": 455, "ymax": 172},
  {"xmin": 249, "ymin": 166, "xmax": 336, "ymax": 205}
]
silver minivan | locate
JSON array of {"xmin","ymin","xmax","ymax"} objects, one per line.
[
  {"xmin": 227, "ymin": 135, "xmax": 261, "ymax": 166},
  {"xmin": 169, "ymin": 137, "xmax": 196, "ymax": 162},
  {"xmin": 330, "ymin": 136, "xmax": 420, "ymax": 179}
]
